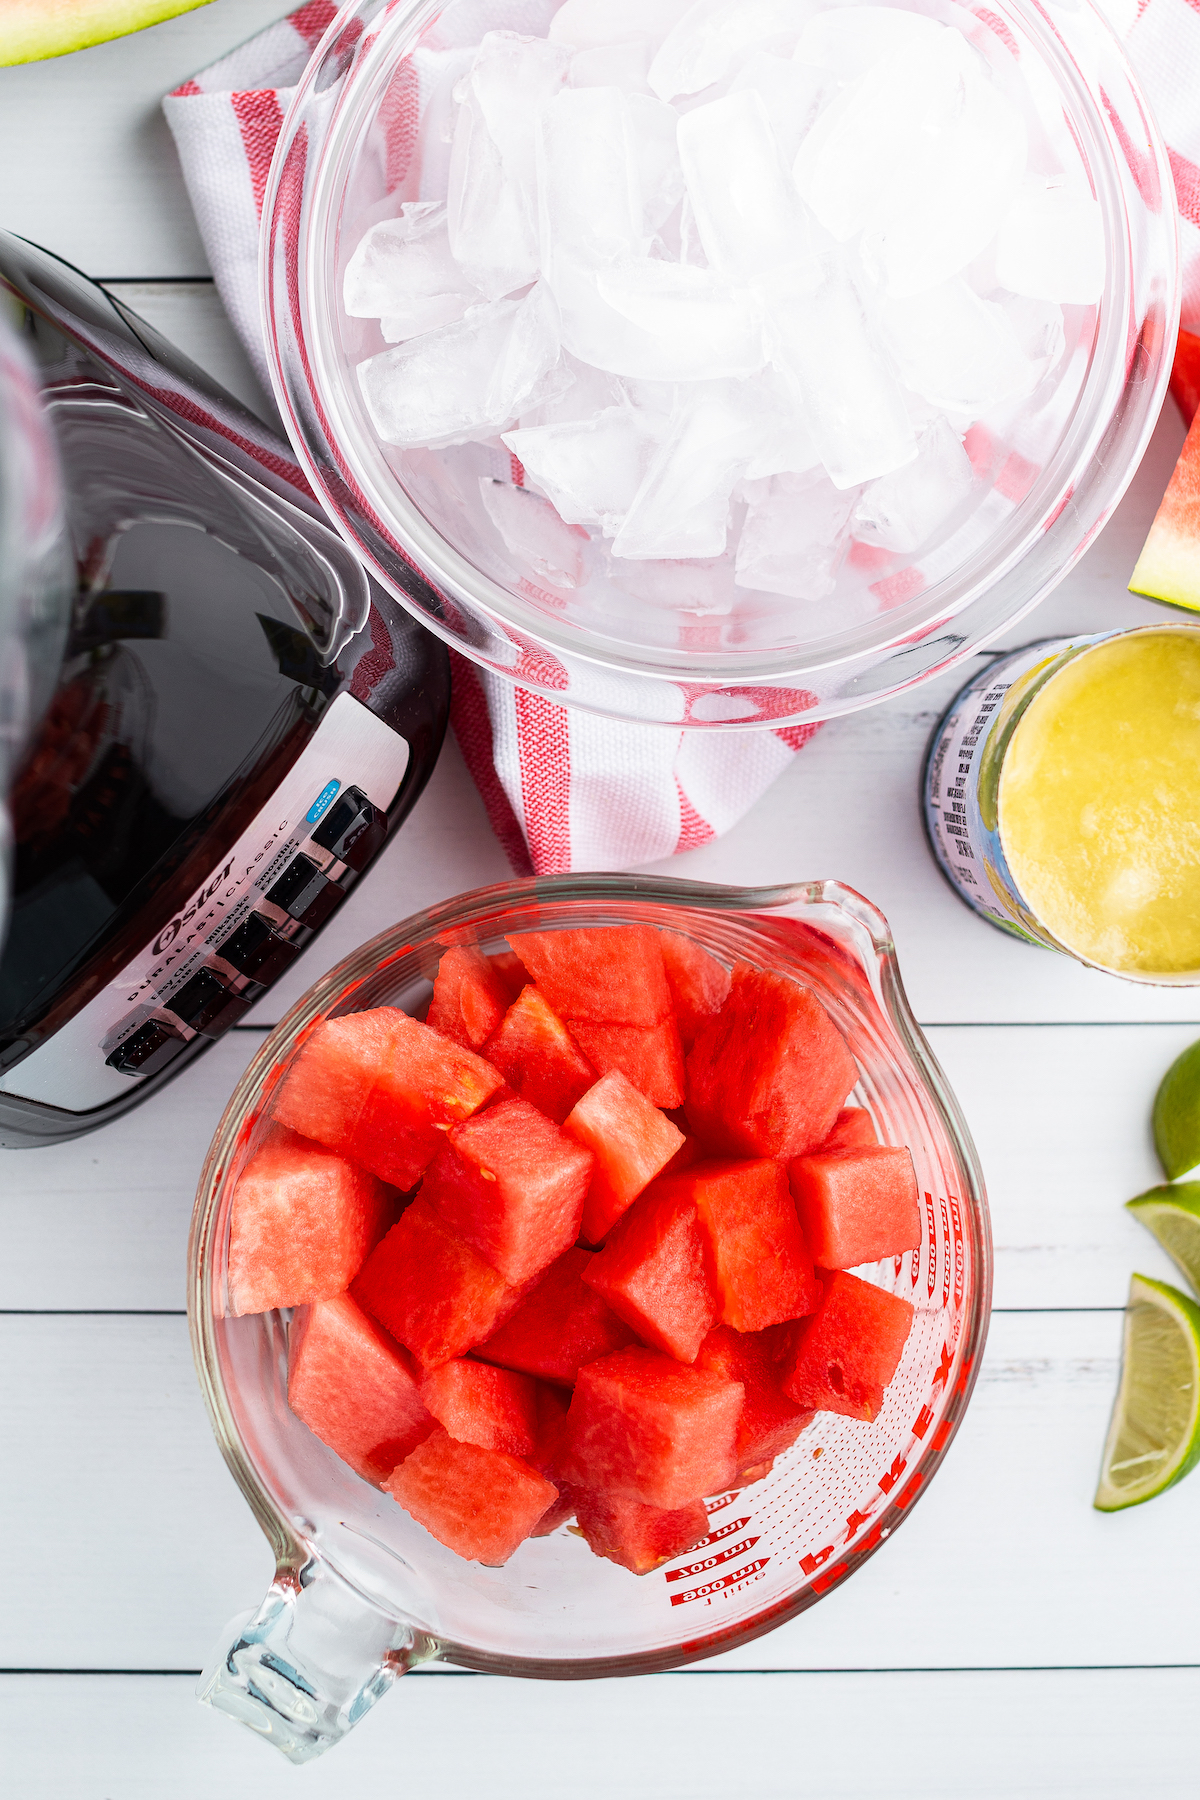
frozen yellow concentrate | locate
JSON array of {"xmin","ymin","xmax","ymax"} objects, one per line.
[{"xmin": 999, "ymin": 631, "xmax": 1200, "ymax": 973}]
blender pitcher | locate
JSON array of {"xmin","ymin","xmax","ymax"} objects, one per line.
[{"xmin": 190, "ymin": 874, "xmax": 991, "ymax": 1763}]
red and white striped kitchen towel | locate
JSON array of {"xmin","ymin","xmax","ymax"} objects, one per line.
[{"xmin": 163, "ymin": 0, "xmax": 1200, "ymax": 877}]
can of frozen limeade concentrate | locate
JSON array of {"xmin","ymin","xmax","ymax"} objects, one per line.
[{"xmin": 922, "ymin": 625, "xmax": 1200, "ymax": 985}]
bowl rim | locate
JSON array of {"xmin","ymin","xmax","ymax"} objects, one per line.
[{"xmin": 187, "ymin": 873, "xmax": 994, "ymax": 1677}]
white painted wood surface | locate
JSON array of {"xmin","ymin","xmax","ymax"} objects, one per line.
[{"xmin": 2, "ymin": 7, "xmax": 1199, "ymax": 1793}]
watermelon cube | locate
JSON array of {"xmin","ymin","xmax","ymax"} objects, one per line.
[
  {"xmin": 272, "ymin": 1008, "xmax": 504, "ymax": 1189},
  {"xmin": 573, "ymin": 1488, "xmax": 709, "ymax": 1574},
  {"xmin": 476, "ymin": 1246, "xmax": 636, "ymax": 1385},
  {"xmin": 659, "ymin": 929, "xmax": 731, "ymax": 1045},
  {"xmin": 489, "ymin": 948, "xmax": 528, "ymax": 998},
  {"xmin": 781, "ymin": 1271, "xmax": 915, "ymax": 1421},
  {"xmin": 227, "ymin": 1130, "xmax": 389, "ymax": 1316},
  {"xmin": 696, "ymin": 1324, "xmax": 814, "ymax": 1474},
  {"xmin": 789, "ymin": 1145, "xmax": 922, "ymax": 1270},
  {"xmin": 582, "ymin": 1180, "xmax": 718, "ymax": 1364},
  {"xmin": 384, "ymin": 1429, "xmax": 558, "ymax": 1563},
  {"xmin": 423, "ymin": 1099, "xmax": 593, "ymax": 1286},
  {"xmin": 564, "ymin": 1071, "xmax": 686, "ymax": 1244},
  {"xmin": 482, "ymin": 986, "xmax": 596, "ymax": 1124},
  {"xmin": 419, "ymin": 1359, "xmax": 540, "ymax": 1457},
  {"xmin": 530, "ymin": 1491, "xmax": 577, "ymax": 1536},
  {"xmin": 531, "ymin": 1381, "xmax": 572, "ymax": 1476},
  {"xmin": 685, "ymin": 963, "xmax": 857, "ymax": 1161},
  {"xmin": 566, "ymin": 1017, "xmax": 684, "ymax": 1110},
  {"xmin": 287, "ymin": 1294, "xmax": 435, "ymax": 1483},
  {"xmin": 507, "ymin": 926, "xmax": 672, "ymax": 1026},
  {"xmin": 816, "ymin": 1107, "xmax": 877, "ymax": 1155},
  {"xmin": 684, "ymin": 1159, "xmax": 822, "ymax": 1331},
  {"xmin": 561, "ymin": 1347, "xmax": 743, "ymax": 1507},
  {"xmin": 427, "ymin": 946, "xmax": 511, "ymax": 1049},
  {"xmin": 352, "ymin": 1197, "xmax": 519, "ymax": 1366}
]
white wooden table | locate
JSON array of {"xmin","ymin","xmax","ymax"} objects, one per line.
[{"xmin": 3, "ymin": 5, "xmax": 1199, "ymax": 1792}]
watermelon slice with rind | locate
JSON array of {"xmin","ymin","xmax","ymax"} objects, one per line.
[
  {"xmin": 352, "ymin": 1196, "xmax": 520, "ymax": 1367},
  {"xmin": 227, "ymin": 1129, "xmax": 390, "ymax": 1316},
  {"xmin": 561, "ymin": 1346, "xmax": 744, "ymax": 1508},
  {"xmin": 1130, "ymin": 404, "xmax": 1200, "ymax": 611},
  {"xmin": 789, "ymin": 1144, "xmax": 922, "ymax": 1270},
  {"xmin": 384, "ymin": 1428, "xmax": 559, "ymax": 1563},
  {"xmin": 564, "ymin": 1070, "xmax": 686, "ymax": 1244},
  {"xmin": 782, "ymin": 1271, "xmax": 915, "ymax": 1422},
  {"xmin": 287, "ymin": 1294, "xmax": 435, "ymax": 1483}
]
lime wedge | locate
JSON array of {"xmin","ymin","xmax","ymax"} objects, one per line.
[
  {"xmin": 1152, "ymin": 1037, "xmax": 1200, "ymax": 1179},
  {"xmin": 1127, "ymin": 1184, "xmax": 1200, "ymax": 1298},
  {"xmin": 1095, "ymin": 1273, "xmax": 1200, "ymax": 1511}
]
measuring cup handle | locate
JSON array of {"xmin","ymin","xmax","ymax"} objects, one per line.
[{"xmin": 197, "ymin": 1560, "xmax": 438, "ymax": 1763}]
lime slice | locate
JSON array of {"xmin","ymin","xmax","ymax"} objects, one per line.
[
  {"xmin": 1127, "ymin": 1184, "xmax": 1200, "ymax": 1298},
  {"xmin": 1152, "ymin": 1037, "xmax": 1200, "ymax": 1179},
  {"xmin": 1095, "ymin": 1273, "xmax": 1200, "ymax": 1511}
]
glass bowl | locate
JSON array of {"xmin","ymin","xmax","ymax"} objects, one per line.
[
  {"xmin": 189, "ymin": 874, "xmax": 991, "ymax": 1762},
  {"xmin": 262, "ymin": 0, "xmax": 1178, "ymax": 729}
]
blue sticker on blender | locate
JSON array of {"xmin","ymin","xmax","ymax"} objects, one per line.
[{"xmin": 306, "ymin": 780, "xmax": 340, "ymax": 824}]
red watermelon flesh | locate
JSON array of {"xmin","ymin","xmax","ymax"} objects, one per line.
[
  {"xmin": 424, "ymin": 1099, "xmax": 593, "ymax": 1286},
  {"xmin": 564, "ymin": 1071, "xmax": 686, "ymax": 1244},
  {"xmin": 789, "ymin": 1145, "xmax": 922, "ymax": 1270},
  {"xmin": 685, "ymin": 963, "xmax": 856, "ymax": 1161},
  {"xmin": 531, "ymin": 1490, "xmax": 577, "ymax": 1536},
  {"xmin": 566, "ymin": 1017, "xmax": 684, "ymax": 1110},
  {"xmin": 561, "ymin": 1347, "xmax": 743, "ymax": 1508},
  {"xmin": 582, "ymin": 1180, "xmax": 718, "ymax": 1363},
  {"xmin": 489, "ymin": 948, "xmax": 528, "ymax": 998},
  {"xmin": 531, "ymin": 1380, "xmax": 572, "ymax": 1474},
  {"xmin": 1170, "ymin": 324, "xmax": 1200, "ymax": 426},
  {"xmin": 476, "ymin": 1246, "xmax": 636, "ymax": 1385},
  {"xmin": 384, "ymin": 1428, "xmax": 558, "ymax": 1563},
  {"xmin": 696, "ymin": 1324, "xmax": 815, "ymax": 1472},
  {"xmin": 507, "ymin": 926, "xmax": 672, "ymax": 1026},
  {"xmin": 816, "ymin": 1107, "xmax": 877, "ymax": 1155},
  {"xmin": 227, "ymin": 1130, "xmax": 390, "ymax": 1316},
  {"xmin": 427, "ymin": 946, "xmax": 511, "ymax": 1049},
  {"xmin": 287, "ymin": 1294, "xmax": 435, "ymax": 1483},
  {"xmin": 272, "ymin": 1009, "xmax": 504, "ymax": 1190},
  {"xmin": 352, "ymin": 1197, "xmax": 519, "ymax": 1367},
  {"xmin": 659, "ymin": 929, "xmax": 731, "ymax": 1045},
  {"xmin": 683, "ymin": 1159, "xmax": 822, "ymax": 1331},
  {"xmin": 482, "ymin": 986, "xmax": 596, "ymax": 1124},
  {"xmin": 573, "ymin": 1488, "xmax": 709, "ymax": 1574},
  {"xmin": 782, "ymin": 1271, "xmax": 915, "ymax": 1422},
  {"xmin": 419, "ymin": 1358, "xmax": 540, "ymax": 1457}
]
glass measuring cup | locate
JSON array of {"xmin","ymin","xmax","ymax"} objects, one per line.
[{"xmin": 189, "ymin": 875, "xmax": 990, "ymax": 1761}]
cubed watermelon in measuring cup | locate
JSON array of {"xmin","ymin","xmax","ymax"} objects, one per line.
[
  {"xmin": 419, "ymin": 1358, "xmax": 540, "ymax": 1457},
  {"xmin": 476, "ymin": 1246, "xmax": 636, "ymax": 1385},
  {"xmin": 696, "ymin": 1323, "xmax": 815, "ymax": 1477},
  {"xmin": 782, "ymin": 1272, "xmax": 915, "ymax": 1422},
  {"xmin": 227, "ymin": 1129, "xmax": 390, "ymax": 1315},
  {"xmin": 816, "ymin": 1106, "xmax": 877, "ymax": 1155},
  {"xmin": 422, "ymin": 1098, "xmax": 593, "ymax": 1286},
  {"xmin": 684, "ymin": 1158, "xmax": 822, "ymax": 1331},
  {"xmin": 287, "ymin": 1294, "xmax": 435, "ymax": 1483},
  {"xmin": 566, "ymin": 1016, "xmax": 684, "ymax": 1109},
  {"xmin": 573, "ymin": 1488, "xmax": 710, "ymax": 1574},
  {"xmin": 384, "ymin": 1429, "xmax": 558, "ymax": 1564},
  {"xmin": 427, "ymin": 945, "xmax": 512, "ymax": 1049},
  {"xmin": 482, "ymin": 986, "xmax": 596, "ymax": 1124},
  {"xmin": 564, "ymin": 1070, "xmax": 686, "ymax": 1244},
  {"xmin": 562, "ymin": 1347, "xmax": 743, "ymax": 1508},
  {"xmin": 789, "ymin": 1144, "xmax": 922, "ymax": 1270},
  {"xmin": 508, "ymin": 926, "xmax": 673, "ymax": 1025},
  {"xmin": 658, "ymin": 929, "xmax": 731, "ymax": 1046},
  {"xmin": 582, "ymin": 1180, "xmax": 718, "ymax": 1363},
  {"xmin": 352, "ymin": 1197, "xmax": 519, "ymax": 1367},
  {"xmin": 685, "ymin": 963, "xmax": 857, "ymax": 1160}
]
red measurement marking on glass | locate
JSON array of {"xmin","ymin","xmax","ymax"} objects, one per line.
[
  {"xmin": 939, "ymin": 1195, "xmax": 951, "ymax": 1308},
  {"xmin": 666, "ymin": 1537, "xmax": 759, "ymax": 1583},
  {"xmin": 704, "ymin": 1490, "xmax": 741, "ymax": 1515},
  {"xmin": 687, "ymin": 1515, "xmax": 750, "ymax": 1553},
  {"xmin": 669, "ymin": 1558, "xmax": 771, "ymax": 1606},
  {"xmin": 949, "ymin": 1195, "xmax": 964, "ymax": 1310},
  {"xmin": 925, "ymin": 1192, "xmax": 937, "ymax": 1299},
  {"xmin": 800, "ymin": 1544, "xmax": 836, "ymax": 1576}
]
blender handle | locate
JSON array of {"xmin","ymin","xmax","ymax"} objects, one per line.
[{"xmin": 197, "ymin": 1560, "xmax": 439, "ymax": 1762}]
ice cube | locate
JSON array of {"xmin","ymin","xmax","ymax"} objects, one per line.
[
  {"xmin": 729, "ymin": 51, "xmax": 833, "ymax": 163},
  {"xmin": 795, "ymin": 7, "xmax": 943, "ymax": 81},
  {"xmin": 479, "ymin": 478, "xmax": 588, "ymax": 587},
  {"xmin": 550, "ymin": 0, "xmax": 695, "ymax": 51},
  {"xmin": 678, "ymin": 89, "xmax": 811, "ymax": 280},
  {"xmin": 612, "ymin": 383, "xmax": 758, "ymax": 559},
  {"xmin": 517, "ymin": 353, "xmax": 624, "ymax": 427},
  {"xmin": 537, "ymin": 87, "xmax": 644, "ymax": 264},
  {"xmin": 996, "ymin": 293, "xmax": 1066, "ymax": 373},
  {"xmin": 795, "ymin": 28, "xmax": 1026, "ymax": 293},
  {"xmin": 734, "ymin": 469, "xmax": 855, "ymax": 600},
  {"xmin": 649, "ymin": 0, "xmax": 812, "ymax": 101},
  {"xmin": 469, "ymin": 31, "xmax": 572, "ymax": 195},
  {"xmin": 853, "ymin": 418, "xmax": 973, "ymax": 553},
  {"xmin": 570, "ymin": 41, "xmax": 652, "ymax": 91},
  {"xmin": 413, "ymin": 45, "xmax": 475, "ymax": 202},
  {"xmin": 357, "ymin": 285, "xmax": 562, "ymax": 447},
  {"xmin": 504, "ymin": 403, "xmax": 669, "ymax": 531},
  {"xmin": 739, "ymin": 368, "xmax": 820, "ymax": 478},
  {"xmin": 344, "ymin": 206, "xmax": 485, "ymax": 342},
  {"xmin": 551, "ymin": 250, "xmax": 765, "ymax": 380},
  {"xmin": 768, "ymin": 260, "xmax": 916, "ymax": 488},
  {"xmin": 605, "ymin": 551, "xmax": 736, "ymax": 612},
  {"xmin": 995, "ymin": 179, "xmax": 1106, "ymax": 305},
  {"xmin": 628, "ymin": 95, "xmax": 686, "ymax": 230},
  {"xmin": 878, "ymin": 278, "xmax": 1034, "ymax": 413}
]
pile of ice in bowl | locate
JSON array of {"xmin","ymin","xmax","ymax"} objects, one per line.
[{"xmin": 346, "ymin": 0, "xmax": 1104, "ymax": 611}]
